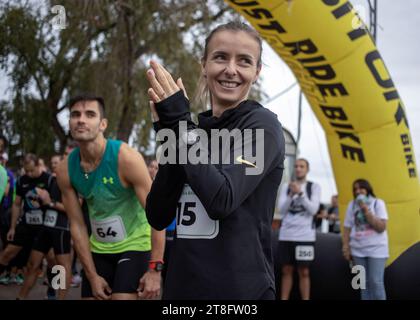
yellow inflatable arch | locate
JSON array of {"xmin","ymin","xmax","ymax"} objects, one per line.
[{"xmin": 225, "ymin": 0, "xmax": 420, "ymax": 265}]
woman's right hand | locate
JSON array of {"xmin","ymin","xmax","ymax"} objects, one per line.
[{"xmin": 146, "ymin": 60, "xmax": 188, "ymax": 104}]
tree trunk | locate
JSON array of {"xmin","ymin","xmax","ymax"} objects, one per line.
[{"xmin": 116, "ymin": 8, "xmax": 135, "ymax": 142}]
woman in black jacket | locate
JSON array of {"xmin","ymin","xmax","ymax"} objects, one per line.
[{"xmin": 145, "ymin": 21, "xmax": 285, "ymax": 300}]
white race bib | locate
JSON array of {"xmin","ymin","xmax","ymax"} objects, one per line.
[
  {"xmin": 91, "ymin": 216, "xmax": 126, "ymax": 243},
  {"xmin": 25, "ymin": 210, "xmax": 43, "ymax": 225},
  {"xmin": 176, "ymin": 185, "xmax": 219, "ymax": 239},
  {"xmin": 44, "ymin": 210, "xmax": 58, "ymax": 227},
  {"xmin": 295, "ymin": 245, "xmax": 315, "ymax": 261}
]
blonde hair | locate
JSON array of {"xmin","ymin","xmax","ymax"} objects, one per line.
[{"xmin": 194, "ymin": 21, "xmax": 263, "ymax": 109}]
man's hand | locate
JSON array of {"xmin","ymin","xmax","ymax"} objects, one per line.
[
  {"xmin": 318, "ymin": 211, "xmax": 328, "ymax": 219},
  {"xmin": 329, "ymin": 213, "xmax": 338, "ymax": 221},
  {"xmin": 289, "ymin": 182, "xmax": 301, "ymax": 195},
  {"xmin": 35, "ymin": 188, "xmax": 52, "ymax": 205},
  {"xmin": 137, "ymin": 270, "xmax": 161, "ymax": 300},
  {"xmin": 7, "ymin": 228, "xmax": 15, "ymax": 241},
  {"xmin": 89, "ymin": 274, "xmax": 112, "ymax": 300}
]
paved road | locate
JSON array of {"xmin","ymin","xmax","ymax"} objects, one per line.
[{"xmin": 0, "ymin": 278, "xmax": 81, "ymax": 300}]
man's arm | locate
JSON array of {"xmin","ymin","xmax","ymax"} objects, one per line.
[
  {"xmin": 118, "ymin": 143, "xmax": 165, "ymax": 261},
  {"xmin": 7, "ymin": 175, "xmax": 23, "ymax": 240},
  {"xmin": 56, "ymin": 159, "xmax": 111, "ymax": 299},
  {"xmin": 56, "ymin": 160, "xmax": 96, "ymax": 278},
  {"xmin": 301, "ymin": 183, "xmax": 321, "ymax": 216},
  {"xmin": 10, "ymin": 196, "xmax": 22, "ymax": 230},
  {"xmin": 118, "ymin": 144, "xmax": 164, "ymax": 299},
  {"xmin": 4, "ymin": 176, "xmax": 10, "ymax": 198},
  {"xmin": 7, "ymin": 195, "xmax": 22, "ymax": 241}
]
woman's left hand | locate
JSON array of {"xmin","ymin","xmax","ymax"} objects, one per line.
[{"xmin": 146, "ymin": 60, "xmax": 188, "ymax": 104}]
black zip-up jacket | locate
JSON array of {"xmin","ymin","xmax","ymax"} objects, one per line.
[{"xmin": 146, "ymin": 90, "xmax": 285, "ymax": 299}]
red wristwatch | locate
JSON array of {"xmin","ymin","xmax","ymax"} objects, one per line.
[{"xmin": 148, "ymin": 260, "xmax": 164, "ymax": 272}]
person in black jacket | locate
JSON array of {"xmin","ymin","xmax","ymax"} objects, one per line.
[{"xmin": 145, "ymin": 21, "xmax": 285, "ymax": 300}]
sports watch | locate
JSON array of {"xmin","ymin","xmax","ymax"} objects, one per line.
[{"xmin": 148, "ymin": 260, "xmax": 164, "ymax": 272}]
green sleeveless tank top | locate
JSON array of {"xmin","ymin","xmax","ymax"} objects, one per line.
[{"xmin": 68, "ymin": 139, "xmax": 151, "ymax": 253}]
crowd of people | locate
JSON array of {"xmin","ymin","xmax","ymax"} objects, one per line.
[{"xmin": 0, "ymin": 21, "xmax": 389, "ymax": 301}]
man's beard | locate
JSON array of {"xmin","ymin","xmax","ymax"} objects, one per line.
[
  {"xmin": 296, "ymin": 175, "xmax": 306, "ymax": 182},
  {"xmin": 72, "ymin": 129, "xmax": 99, "ymax": 142}
]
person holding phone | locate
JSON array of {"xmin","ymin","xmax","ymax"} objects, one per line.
[{"xmin": 342, "ymin": 178, "xmax": 389, "ymax": 300}]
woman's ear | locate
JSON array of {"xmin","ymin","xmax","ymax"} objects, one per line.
[
  {"xmin": 253, "ymin": 64, "xmax": 262, "ymax": 84},
  {"xmin": 201, "ymin": 58, "xmax": 207, "ymax": 78}
]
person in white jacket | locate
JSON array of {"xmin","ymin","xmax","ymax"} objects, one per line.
[{"xmin": 277, "ymin": 158, "xmax": 321, "ymax": 300}]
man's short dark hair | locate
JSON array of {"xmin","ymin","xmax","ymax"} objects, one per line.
[
  {"xmin": 23, "ymin": 153, "xmax": 39, "ymax": 166},
  {"xmin": 51, "ymin": 154, "xmax": 63, "ymax": 160},
  {"xmin": 69, "ymin": 94, "xmax": 106, "ymax": 119}
]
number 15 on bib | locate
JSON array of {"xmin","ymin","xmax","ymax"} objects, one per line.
[{"xmin": 176, "ymin": 185, "xmax": 219, "ymax": 239}]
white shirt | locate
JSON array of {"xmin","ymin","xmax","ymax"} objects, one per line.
[
  {"xmin": 343, "ymin": 197, "xmax": 389, "ymax": 258},
  {"xmin": 278, "ymin": 181, "xmax": 321, "ymax": 242}
]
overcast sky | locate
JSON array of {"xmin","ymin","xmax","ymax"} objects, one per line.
[{"xmin": 259, "ymin": 0, "xmax": 420, "ymax": 202}]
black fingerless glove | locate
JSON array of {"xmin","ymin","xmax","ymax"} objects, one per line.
[{"xmin": 154, "ymin": 90, "xmax": 195, "ymax": 133}]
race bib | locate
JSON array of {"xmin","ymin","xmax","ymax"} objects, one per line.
[
  {"xmin": 176, "ymin": 185, "xmax": 219, "ymax": 239},
  {"xmin": 25, "ymin": 210, "xmax": 43, "ymax": 225},
  {"xmin": 295, "ymin": 245, "xmax": 315, "ymax": 261},
  {"xmin": 44, "ymin": 210, "xmax": 58, "ymax": 227},
  {"xmin": 91, "ymin": 216, "xmax": 126, "ymax": 243}
]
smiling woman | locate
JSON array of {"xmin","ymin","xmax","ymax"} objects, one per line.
[
  {"xmin": 145, "ymin": 21, "xmax": 286, "ymax": 300},
  {"xmin": 197, "ymin": 25, "xmax": 262, "ymax": 117}
]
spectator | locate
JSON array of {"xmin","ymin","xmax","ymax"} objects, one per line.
[
  {"xmin": 38, "ymin": 158, "xmax": 48, "ymax": 173},
  {"xmin": 277, "ymin": 158, "xmax": 321, "ymax": 300},
  {"xmin": 328, "ymin": 195, "xmax": 340, "ymax": 233},
  {"xmin": 342, "ymin": 179, "xmax": 388, "ymax": 300},
  {"xmin": 314, "ymin": 203, "xmax": 328, "ymax": 233}
]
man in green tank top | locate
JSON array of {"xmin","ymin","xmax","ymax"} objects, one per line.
[{"xmin": 57, "ymin": 94, "xmax": 165, "ymax": 300}]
